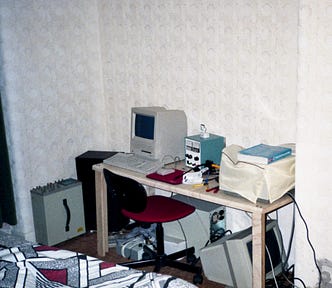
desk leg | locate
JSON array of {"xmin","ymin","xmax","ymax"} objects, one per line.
[
  {"xmin": 252, "ymin": 212, "xmax": 266, "ymax": 288},
  {"xmin": 95, "ymin": 170, "xmax": 108, "ymax": 257}
]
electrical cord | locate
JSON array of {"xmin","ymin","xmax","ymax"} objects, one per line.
[
  {"xmin": 161, "ymin": 155, "xmax": 181, "ymax": 168},
  {"xmin": 287, "ymin": 192, "xmax": 322, "ymax": 288},
  {"xmin": 283, "ymin": 200, "xmax": 295, "ymax": 271},
  {"xmin": 293, "ymin": 277, "xmax": 307, "ymax": 288},
  {"xmin": 281, "ymin": 265, "xmax": 305, "ymax": 288},
  {"xmin": 266, "ymin": 244, "xmax": 279, "ymax": 288},
  {"xmin": 177, "ymin": 219, "xmax": 188, "ymax": 251},
  {"xmin": 282, "ymin": 275, "xmax": 302, "ymax": 288},
  {"xmin": 176, "ymin": 218, "xmax": 200, "ymax": 266},
  {"xmin": 203, "ymin": 229, "xmax": 232, "ymax": 248},
  {"xmin": 171, "ymin": 194, "xmax": 208, "ymax": 264},
  {"xmin": 245, "ymin": 206, "xmax": 298, "ymax": 287}
]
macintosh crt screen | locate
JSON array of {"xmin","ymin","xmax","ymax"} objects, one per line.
[{"xmin": 135, "ymin": 114, "xmax": 154, "ymax": 140}]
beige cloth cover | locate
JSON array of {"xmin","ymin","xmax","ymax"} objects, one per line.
[{"xmin": 219, "ymin": 145, "xmax": 295, "ymax": 203}]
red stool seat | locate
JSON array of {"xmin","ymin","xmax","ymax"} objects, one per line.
[{"xmin": 122, "ymin": 195, "xmax": 195, "ymax": 223}]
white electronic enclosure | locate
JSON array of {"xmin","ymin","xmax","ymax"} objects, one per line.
[
  {"xmin": 163, "ymin": 194, "xmax": 225, "ymax": 258},
  {"xmin": 130, "ymin": 107, "xmax": 187, "ymax": 161},
  {"xmin": 200, "ymin": 220, "xmax": 287, "ymax": 287}
]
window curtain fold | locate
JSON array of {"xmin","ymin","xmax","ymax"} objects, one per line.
[{"xmin": 0, "ymin": 94, "xmax": 17, "ymax": 227}]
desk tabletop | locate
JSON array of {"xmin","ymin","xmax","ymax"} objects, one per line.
[
  {"xmin": 93, "ymin": 162, "xmax": 293, "ymax": 214},
  {"xmin": 93, "ymin": 161, "xmax": 293, "ymax": 288}
]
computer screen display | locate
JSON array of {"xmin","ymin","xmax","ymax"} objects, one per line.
[{"xmin": 135, "ymin": 114, "xmax": 155, "ymax": 140}]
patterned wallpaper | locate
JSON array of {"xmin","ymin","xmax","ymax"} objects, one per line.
[
  {"xmin": 1, "ymin": 0, "xmax": 330, "ymax": 286},
  {"xmin": 0, "ymin": 0, "xmax": 106, "ymax": 238},
  {"xmin": 99, "ymin": 0, "xmax": 298, "ymax": 152}
]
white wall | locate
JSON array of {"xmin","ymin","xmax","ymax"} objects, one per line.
[
  {"xmin": 296, "ymin": 1, "xmax": 332, "ymax": 286},
  {"xmin": 0, "ymin": 0, "xmax": 107, "ymax": 240},
  {"xmin": 0, "ymin": 0, "xmax": 331, "ymax": 287},
  {"xmin": 98, "ymin": 0, "xmax": 298, "ymax": 151}
]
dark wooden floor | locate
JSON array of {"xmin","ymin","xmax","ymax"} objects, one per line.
[{"xmin": 56, "ymin": 231, "xmax": 224, "ymax": 288}]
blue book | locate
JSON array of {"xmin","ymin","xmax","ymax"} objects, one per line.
[{"xmin": 237, "ymin": 144, "xmax": 292, "ymax": 164}]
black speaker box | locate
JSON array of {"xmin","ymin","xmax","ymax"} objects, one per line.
[{"xmin": 75, "ymin": 151, "xmax": 117, "ymax": 231}]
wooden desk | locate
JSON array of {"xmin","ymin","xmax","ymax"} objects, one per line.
[{"xmin": 93, "ymin": 162, "xmax": 292, "ymax": 288}]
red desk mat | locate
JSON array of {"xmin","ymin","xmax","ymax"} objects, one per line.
[{"xmin": 146, "ymin": 169, "xmax": 184, "ymax": 185}]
